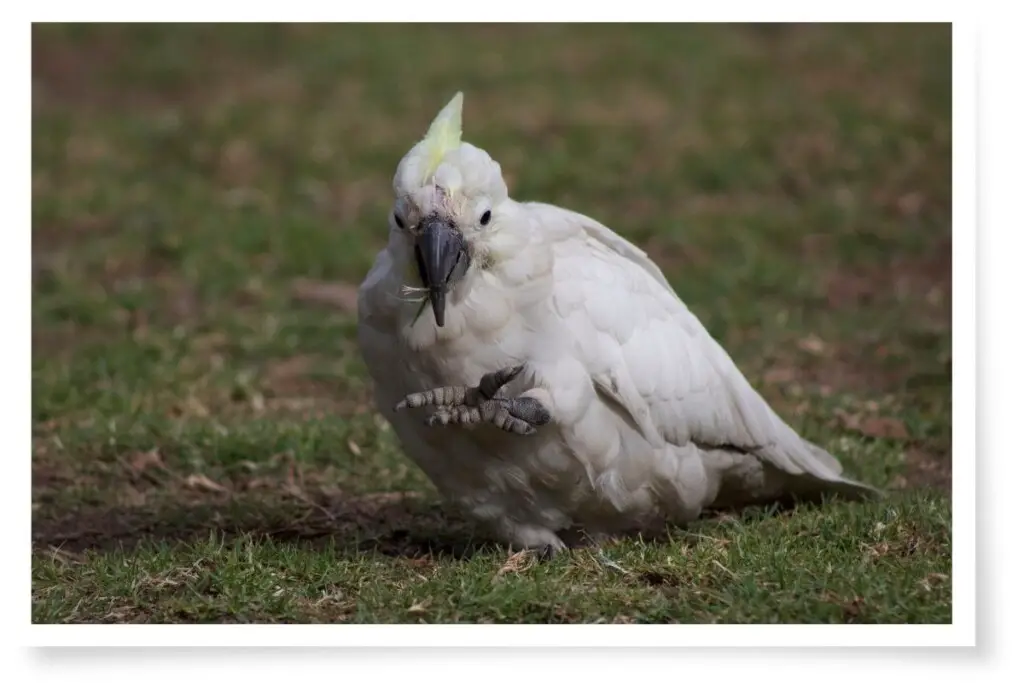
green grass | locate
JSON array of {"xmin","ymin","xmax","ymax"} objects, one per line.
[{"xmin": 31, "ymin": 23, "xmax": 952, "ymax": 624}]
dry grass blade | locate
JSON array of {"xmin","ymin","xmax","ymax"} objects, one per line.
[
  {"xmin": 183, "ymin": 473, "xmax": 229, "ymax": 494},
  {"xmin": 283, "ymin": 483, "xmax": 336, "ymax": 521},
  {"xmin": 47, "ymin": 546, "xmax": 84, "ymax": 565},
  {"xmin": 407, "ymin": 599, "xmax": 431, "ymax": 614},
  {"xmin": 125, "ymin": 449, "xmax": 164, "ymax": 473},
  {"xmin": 711, "ymin": 559, "xmax": 739, "ymax": 580},
  {"xmin": 493, "ymin": 549, "xmax": 536, "ymax": 581}
]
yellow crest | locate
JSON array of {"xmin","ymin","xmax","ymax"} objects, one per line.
[{"xmin": 419, "ymin": 92, "xmax": 464, "ymax": 182}]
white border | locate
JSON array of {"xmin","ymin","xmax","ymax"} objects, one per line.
[
  {"xmin": 13, "ymin": 0, "xmax": 985, "ymax": 665},
  {"xmin": 25, "ymin": 624, "xmax": 970, "ymax": 648},
  {"xmin": 949, "ymin": 19, "xmax": 976, "ymax": 639}
]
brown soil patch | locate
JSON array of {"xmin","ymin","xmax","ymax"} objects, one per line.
[
  {"xmin": 32, "ymin": 490, "xmax": 492, "ymax": 560},
  {"xmin": 823, "ymin": 236, "xmax": 951, "ymax": 326},
  {"xmin": 792, "ymin": 232, "xmax": 951, "ymax": 394},
  {"xmin": 899, "ymin": 448, "xmax": 952, "ymax": 492},
  {"xmin": 248, "ymin": 354, "xmax": 372, "ymax": 419}
]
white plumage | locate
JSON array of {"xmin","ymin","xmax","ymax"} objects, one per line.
[{"xmin": 356, "ymin": 92, "xmax": 880, "ymax": 553}]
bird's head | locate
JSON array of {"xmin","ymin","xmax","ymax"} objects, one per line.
[{"xmin": 390, "ymin": 92, "xmax": 510, "ymax": 327}]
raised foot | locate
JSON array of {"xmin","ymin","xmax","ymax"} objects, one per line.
[{"xmin": 394, "ymin": 365, "xmax": 551, "ymax": 435}]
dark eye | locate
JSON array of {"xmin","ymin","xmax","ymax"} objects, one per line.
[
  {"xmin": 393, "ymin": 212, "xmax": 405, "ymax": 229},
  {"xmin": 480, "ymin": 210, "xmax": 491, "ymax": 226}
]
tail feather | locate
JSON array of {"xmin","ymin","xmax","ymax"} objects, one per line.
[
  {"xmin": 791, "ymin": 439, "xmax": 885, "ymax": 502},
  {"xmin": 706, "ymin": 443, "xmax": 884, "ymax": 512},
  {"xmin": 795, "ymin": 472, "xmax": 885, "ymax": 503}
]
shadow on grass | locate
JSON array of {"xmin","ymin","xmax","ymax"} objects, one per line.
[
  {"xmin": 32, "ymin": 483, "xmax": 836, "ymax": 564},
  {"xmin": 32, "ymin": 491, "xmax": 500, "ymax": 561}
]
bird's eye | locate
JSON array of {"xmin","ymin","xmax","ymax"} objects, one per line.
[
  {"xmin": 393, "ymin": 212, "xmax": 405, "ymax": 229},
  {"xmin": 480, "ymin": 210, "xmax": 492, "ymax": 226}
]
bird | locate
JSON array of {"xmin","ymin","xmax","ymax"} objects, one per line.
[{"xmin": 356, "ymin": 91, "xmax": 881, "ymax": 556}]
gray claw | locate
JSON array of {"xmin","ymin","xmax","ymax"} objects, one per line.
[{"xmin": 534, "ymin": 544, "xmax": 558, "ymax": 561}]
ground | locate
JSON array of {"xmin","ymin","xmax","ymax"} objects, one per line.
[{"xmin": 31, "ymin": 23, "xmax": 952, "ymax": 623}]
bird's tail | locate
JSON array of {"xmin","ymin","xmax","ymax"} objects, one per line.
[
  {"xmin": 801, "ymin": 472, "xmax": 885, "ymax": 502},
  {"xmin": 788, "ymin": 438, "xmax": 885, "ymax": 502}
]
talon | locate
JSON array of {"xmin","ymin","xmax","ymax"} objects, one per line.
[
  {"xmin": 534, "ymin": 544, "xmax": 558, "ymax": 561},
  {"xmin": 478, "ymin": 364, "xmax": 525, "ymax": 400}
]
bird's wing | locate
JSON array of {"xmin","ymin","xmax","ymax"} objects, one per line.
[
  {"xmin": 535, "ymin": 203, "xmax": 872, "ymax": 489},
  {"xmin": 527, "ymin": 202, "xmax": 682, "ymax": 302}
]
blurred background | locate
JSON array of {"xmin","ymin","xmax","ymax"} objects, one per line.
[{"xmin": 31, "ymin": 23, "xmax": 952, "ymax": 622}]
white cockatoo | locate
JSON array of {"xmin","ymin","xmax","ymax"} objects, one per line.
[{"xmin": 356, "ymin": 92, "xmax": 881, "ymax": 555}]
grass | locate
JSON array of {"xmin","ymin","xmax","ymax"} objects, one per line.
[{"xmin": 31, "ymin": 23, "xmax": 952, "ymax": 624}]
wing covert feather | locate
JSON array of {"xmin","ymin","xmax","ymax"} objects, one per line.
[{"xmin": 543, "ymin": 207, "xmax": 852, "ymax": 483}]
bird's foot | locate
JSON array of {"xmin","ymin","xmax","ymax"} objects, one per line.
[
  {"xmin": 394, "ymin": 365, "xmax": 551, "ymax": 435},
  {"xmin": 509, "ymin": 525, "xmax": 566, "ymax": 560},
  {"xmin": 530, "ymin": 544, "xmax": 561, "ymax": 561},
  {"xmin": 423, "ymin": 396, "xmax": 550, "ymax": 435}
]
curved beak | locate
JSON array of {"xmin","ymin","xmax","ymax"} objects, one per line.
[{"xmin": 413, "ymin": 217, "xmax": 469, "ymax": 327}]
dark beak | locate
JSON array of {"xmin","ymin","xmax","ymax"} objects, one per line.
[{"xmin": 414, "ymin": 217, "xmax": 468, "ymax": 327}]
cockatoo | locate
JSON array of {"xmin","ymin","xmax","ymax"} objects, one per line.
[{"xmin": 356, "ymin": 92, "xmax": 881, "ymax": 555}]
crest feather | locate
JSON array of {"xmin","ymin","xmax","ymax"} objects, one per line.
[{"xmin": 419, "ymin": 92, "xmax": 464, "ymax": 182}]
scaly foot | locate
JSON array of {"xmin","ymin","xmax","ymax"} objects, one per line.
[{"xmin": 394, "ymin": 365, "xmax": 551, "ymax": 435}]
